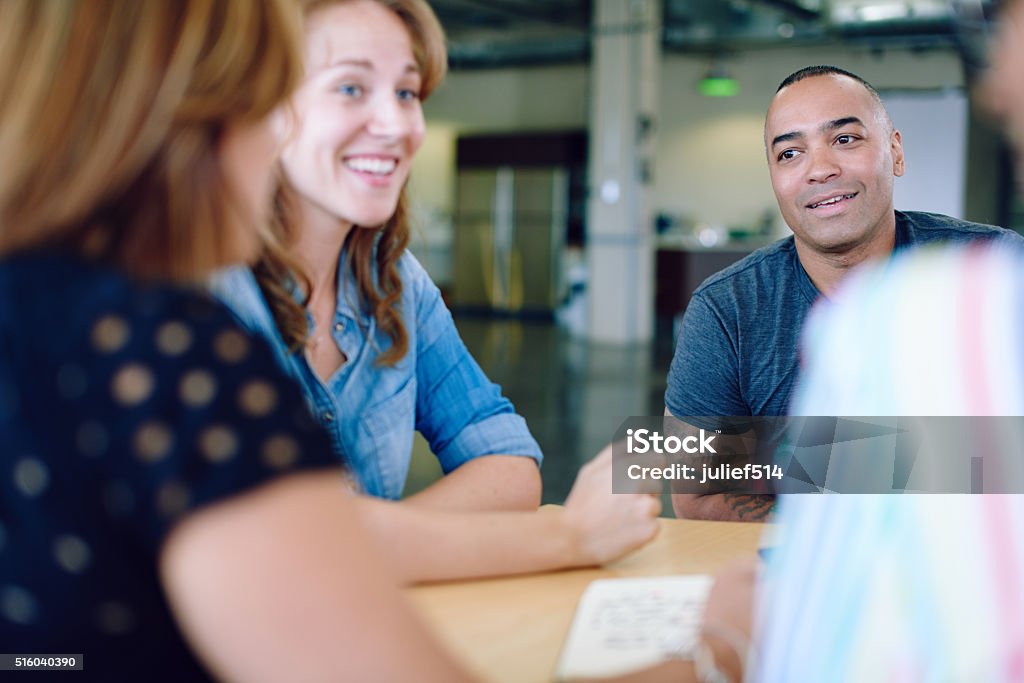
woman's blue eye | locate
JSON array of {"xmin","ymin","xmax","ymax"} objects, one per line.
[
  {"xmin": 396, "ymin": 88, "xmax": 420, "ymax": 101},
  {"xmin": 338, "ymin": 84, "xmax": 362, "ymax": 97}
]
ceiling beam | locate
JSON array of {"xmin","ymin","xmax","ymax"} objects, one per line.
[
  {"xmin": 752, "ymin": 0, "xmax": 820, "ymax": 21},
  {"xmin": 453, "ymin": 0, "xmax": 589, "ymax": 29}
]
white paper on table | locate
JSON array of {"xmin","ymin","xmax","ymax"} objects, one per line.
[{"xmin": 555, "ymin": 575, "xmax": 712, "ymax": 680}]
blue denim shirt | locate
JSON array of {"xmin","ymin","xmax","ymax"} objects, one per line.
[{"xmin": 212, "ymin": 250, "xmax": 542, "ymax": 499}]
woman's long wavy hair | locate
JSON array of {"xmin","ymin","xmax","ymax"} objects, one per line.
[
  {"xmin": 0, "ymin": 0, "xmax": 303, "ymax": 281},
  {"xmin": 254, "ymin": 0, "xmax": 448, "ymax": 365}
]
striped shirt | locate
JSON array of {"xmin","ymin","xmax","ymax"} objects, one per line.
[{"xmin": 756, "ymin": 242, "xmax": 1024, "ymax": 682}]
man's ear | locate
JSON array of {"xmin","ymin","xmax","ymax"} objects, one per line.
[{"xmin": 891, "ymin": 129, "xmax": 905, "ymax": 177}]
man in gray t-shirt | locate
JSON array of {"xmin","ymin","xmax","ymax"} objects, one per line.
[{"xmin": 665, "ymin": 65, "xmax": 1022, "ymax": 522}]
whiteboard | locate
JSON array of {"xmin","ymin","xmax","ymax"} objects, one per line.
[{"xmin": 881, "ymin": 89, "xmax": 967, "ymax": 219}]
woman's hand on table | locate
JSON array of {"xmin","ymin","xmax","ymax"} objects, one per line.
[{"xmin": 562, "ymin": 444, "xmax": 662, "ymax": 566}]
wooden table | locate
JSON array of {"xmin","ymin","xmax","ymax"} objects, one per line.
[{"xmin": 408, "ymin": 518, "xmax": 765, "ymax": 683}]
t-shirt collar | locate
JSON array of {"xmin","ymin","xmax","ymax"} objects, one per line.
[
  {"xmin": 792, "ymin": 209, "xmax": 907, "ymax": 304},
  {"xmin": 793, "ymin": 241, "xmax": 822, "ymax": 305}
]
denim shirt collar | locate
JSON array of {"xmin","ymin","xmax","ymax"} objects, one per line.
[
  {"xmin": 275, "ymin": 246, "xmax": 373, "ymax": 333},
  {"xmin": 210, "ymin": 266, "xmax": 279, "ymax": 340},
  {"xmin": 208, "ymin": 265, "xmax": 297, "ymax": 372},
  {"xmin": 333, "ymin": 247, "xmax": 363, "ymax": 324}
]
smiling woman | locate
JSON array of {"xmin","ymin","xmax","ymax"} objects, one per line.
[
  {"xmin": 210, "ymin": 0, "xmax": 672, "ymax": 587},
  {"xmin": 212, "ymin": 0, "xmax": 544, "ymax": 508},
  {"xmin": 285, "ymin": 1, "xmax": 428, "ymax": 230}
]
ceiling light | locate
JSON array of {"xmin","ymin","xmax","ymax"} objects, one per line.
[{"xmin": 698, "ymin": 61, "xmax": 739, "ymax": 97}]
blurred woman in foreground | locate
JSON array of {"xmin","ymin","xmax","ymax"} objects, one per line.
[{"xmin": 0, "ymin": 0, "xmax": 472, "ymax": 679}]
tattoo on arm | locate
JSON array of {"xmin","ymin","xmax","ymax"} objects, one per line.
[{"xmin": 723, "ymin": 493, "xmax": 775, "ymax": 521}]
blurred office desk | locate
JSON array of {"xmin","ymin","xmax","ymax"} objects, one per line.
[
  {"xmin": 655, "ymin": 237, "xmax": 773, "ymax": 318},
  {"xmin": 408, "ymin": 517, "xmax": 764, "ymax": 683}
]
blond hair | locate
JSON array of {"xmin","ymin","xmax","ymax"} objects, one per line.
[
  {"xmin": 0, "ymin": 0, "xmax": 303, "ymax": 281},
  {"xmin": 255, "ymin": 0, "xmax": 448, "ymax": 364}
]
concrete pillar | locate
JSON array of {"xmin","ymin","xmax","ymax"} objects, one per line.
[{"xmin": 586, "ymin": 0, "xmax": 661, "ymax": 344}]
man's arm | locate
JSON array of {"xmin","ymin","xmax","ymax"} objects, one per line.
[
  {"xmin": 665, "ymin": 292, "xmax": 777, "ymax": 521},
  {"xmin": 664, "ymin": 408, "xmax": 775, "ymax": 522},
  {"xmin": 672, "ymin": 489, "xmax": 775, "ymax": 522}
]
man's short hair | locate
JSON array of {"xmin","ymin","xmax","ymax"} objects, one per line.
[{"xmin": 776, "ymin": 65, "xmax": 882, "ymax": 104}]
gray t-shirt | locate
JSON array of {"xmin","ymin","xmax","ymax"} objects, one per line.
[{"xmin": 665, "ymin": 210, "xmax": 1023, "ymax": 421}]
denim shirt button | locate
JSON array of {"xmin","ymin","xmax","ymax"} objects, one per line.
[
  {"xmin": 321, "ymin": 410, "xmax": 335, "ymax": 423},
  {"xmin": 333, "ymin": 322, "xmax": 343, "ymax": 332}
]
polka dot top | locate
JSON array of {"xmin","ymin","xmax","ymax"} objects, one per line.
[{"xmin": 0, "ymin": 253, "xmax": 339, "ymax": 680}]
